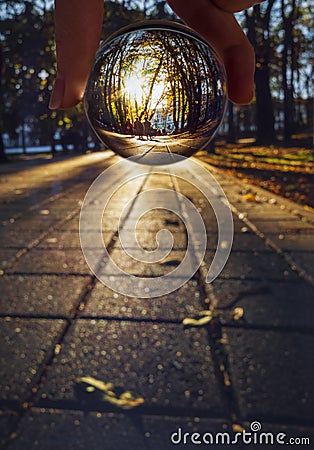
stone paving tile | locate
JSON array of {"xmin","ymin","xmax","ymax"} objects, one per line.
[
  {"xmin": 223, "ymin": 328, "xmax": 314, "ymax": 422},
  {"xmin": 129, "ymin": 196, "xmax": 181, "ymax": 215},
  {"xmin": 211, "ymin": 279, "xmax": 314, "ymax": 330},
  {"xmin": 38, "ymin": 199, "xmax": 83, "ymax": 210},
  {"xmin": 194, "ymin": 214, "xmax": 254, "ymax": 234},
  {"xmin": 143, "ymin": 174, "xmax": 174, "ymax": 189},
  {"xmin": 114, "ymin": 230, "xmax": 188, "ymax": 251},
  {"xmin": 246, "ymin": 211, "xmax": 298, "ymax": 221},
  {"xmin": 192, "ymin": 228, "xmax": 266, "ymax": 254},
  {"xmin": 2, "ymin": 216, "xmax": 61, "ymax": 232},
  {"xmin": 229, "ymin": 231, "xmax": 272, "ymax": 252},
  {"xmin": 288, "ymin": 252, "xmax": 314, "ymax": 277},
  {"xmin": 106, "ymin": 248, "xmax": 198, "ymax": 278},
  {"xmin": 122, "ymin": 214, "xmax": 186, "ymax": 233},
  {"xmin": 28, "ymin": 208, "xmax": 74, "ymax": 221},
  {"xmin": 265, "ymin": 232, "xmax": 314, "ymax": 252},
  {"xmin": 6, "ymin": 410, "xmax": 147, "ymax": 450},
  {"xmin": 253, "ymin": 220, "xmax": 313, "ymax": 233},
  {"xmin": 10, "ymin": 249, "xmax": 95, "ymax": 275},
  {"xmin": 38, "ymin": 230, "xmax": 115, "ymax": 249},
  {"xmin": 0, "ymin": 318, "xmax": 66, "ymax": 403},
  {"xmin": 107, "ymin": 248, "xmax": 156, "ymax": 276},
  {"xmin": 0, "ymin": 249, "xmax": 19, "ymax": 269},
  {"xmin": 81, "ymin": 273, "xmax": 192, "ymax": 299},
  {"xmin": 0, "ymin": 412, "xmax": 19, "ymax": 448},
  {"xmin": 37, "ymin": 231, "xmax": 82, "ymax": 249},
  {"xmin": 0, "ymin": 206, "xmax": 31, "ymax": 221},
  {"xmin": 230, "ymin": 201, "xmax": 293, "ymax": 215},
  {"xmin": 0, "ymin": 275, "xmax": 90, "ymax": 317},
  {"xmin": 81, "ymin": 279, "xmax": 203, "ymax": 320},
  {"xmin": 58, "ymin": 218, "xmax": 117, "ymax": 233},
  {"xmin": 0, "ymin": 230, "xmax": 42, "ymax": 248},
  {"xmin": 204, "ymin": 249, "xmax": 299, "ymax": 281},
  {"xmin": 38, "ymin": 320, "xmax": 226, "ymax": 414}
]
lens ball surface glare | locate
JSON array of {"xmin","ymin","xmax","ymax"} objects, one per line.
[{"xmin": 85, "ymin": 21, "xmax": 227, "ymax": 161}]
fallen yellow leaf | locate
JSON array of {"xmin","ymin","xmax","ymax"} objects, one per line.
[
  {"xmin": 183, "ymin": 316, "xmax": 212, "ymax": 327},
  {"xmin": 242, "ymin": 193, "xmax": 257, "ymax": 202},
  {"xmin": 232, "ymin": 307, "xmax": 244, "ymax": 321},
  {"xmin": 78, "ymin": 377, "xmax": 144, "ymax": 410},
  {"xmin": 79, "ymin": 377, "xmax": 114, "ymax": 393},
  {"xmin": 232, "ymin": 423, "xmax": 245, "ymax": 433}
]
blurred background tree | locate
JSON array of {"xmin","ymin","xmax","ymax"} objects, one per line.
[{"xmin": 0, "ymin": 0, "xmax": 312, "ymax": 158}]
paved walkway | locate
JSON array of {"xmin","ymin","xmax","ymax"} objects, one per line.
[{"xmin": 0, "ymin": 151, "xmax": 313, "ymax": 449}]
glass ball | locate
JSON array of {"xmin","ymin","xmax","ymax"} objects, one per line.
[{"xmin": 84, "ymin": 21, "xmax": 227, "ymax": 161}]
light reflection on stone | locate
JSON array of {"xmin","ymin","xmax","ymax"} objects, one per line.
[{"xmin": 85, "ymin": 21, "xmax": 227, "ymax": 162}]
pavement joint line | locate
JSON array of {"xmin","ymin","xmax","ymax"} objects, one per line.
[
  {"xmin": 0, "ymin": 314, "xmax": 182, "ymax": 324},
  {"xmin": 170, "ymin": 171, "xmax": 241, "ymax": 427},
  {"xmin": 215, "ymin": 275, "xmax": 302, "ymax": 282},
  {"xmin": 3, "ymin": 272, "xmax": 93, "ymax": 277},
  {"xmin": 77, "ymin": 316, "xmax": 182, "ymax": 324},
  {"xmin": 2, "ymin": 314, "xmax": 313, "ymax": 335},
  {"xmin": 29, "ymin": 400, "xmax": 231, "ymax": 420},
  {"xmin": 27, "ymin": 403, "xmax": 314, "ymax": 429},
  {"xmin": 218, "ymin": 322, "xmax": 314, "ymax": 336},
  {"xmin": 0, "ymin": 314, "xmax": 71, "ymax": 320}
]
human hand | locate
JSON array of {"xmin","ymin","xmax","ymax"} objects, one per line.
[{"xmin": 49, "ymin": 0, "xmax": 263, "ymax": 110}]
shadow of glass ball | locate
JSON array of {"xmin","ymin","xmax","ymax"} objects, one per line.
[{"xmin": 85, "ymin": 21, "xmax": 227, "ymax": 163}]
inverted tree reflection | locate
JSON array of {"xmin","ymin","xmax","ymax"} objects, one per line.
[{"xmin": 87, "ymin": 29, "xmax": 225, "ymax": 137}]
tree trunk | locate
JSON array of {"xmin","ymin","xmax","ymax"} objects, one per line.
[
  {"xmin": 0, "ymin": 43, "xmax": 8, "ymax": 162},
  {"xmin": 21, "ymin": 122, "xmax": 27, "ymax": 154},
  {"xmin": 245, "ymin": 4, "xmax": 276, "ymax": 144},
  {"xmin": 255, "ymin": 66, "xmax": 276, "ymax": 144},
  {"xmin": 227, "ymin": 101, "xmax": 236, "ymax": 143},
  {"xmin": 281, "ymin": 0, "xmax": 296, "ymax": 145},
  {"xmin": 207, "ymin": 137, "xmax": 216, "ymax": 154},
  {"xmin": 0, "ymin": 133, "xmax": 7, "ymax": 162}
]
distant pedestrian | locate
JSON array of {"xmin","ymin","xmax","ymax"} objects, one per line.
[
  {"xmin": 125, "ymin": 119, "xmax": 133, "ymax": 135},
  {"xmin": 144, "ymin": 118, "xmax": 152, "ymax": 140},
  {"xmin": 133, "ymin": 117, "xmax": 144, "ymax": 140}
]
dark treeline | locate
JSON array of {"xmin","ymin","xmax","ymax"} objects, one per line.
[{"xmin": 0, "ymin": 0, "xmax": 312, "ymax": 161}]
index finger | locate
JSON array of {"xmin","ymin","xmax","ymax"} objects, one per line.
[
  {"xmin": 50, "ymin": 0, "xmax": 104, "ymax": 109},
  {"xmin": 167, "ymin": 0, "xmax": 255, "ymax": 104}
]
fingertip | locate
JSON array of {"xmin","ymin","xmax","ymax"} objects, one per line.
[
  {"xmin": 224, "ymin": 45, "xmax": 255, "ymax": 105},
  {"xmin": 48, "ymin": 77, "xmax": 65, "ymax": 110},
  {"xmin": 49, "ymin": 78, "xmax": 85, "ymax": 110},
  {"xmin": 228, "ymin": 85, "xmax": 254, "ymax": 105}
]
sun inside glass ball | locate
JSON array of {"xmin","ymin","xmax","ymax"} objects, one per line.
[{"xmin": 84, "ymin": 21, "xmax": 227, "ymax": 161}]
